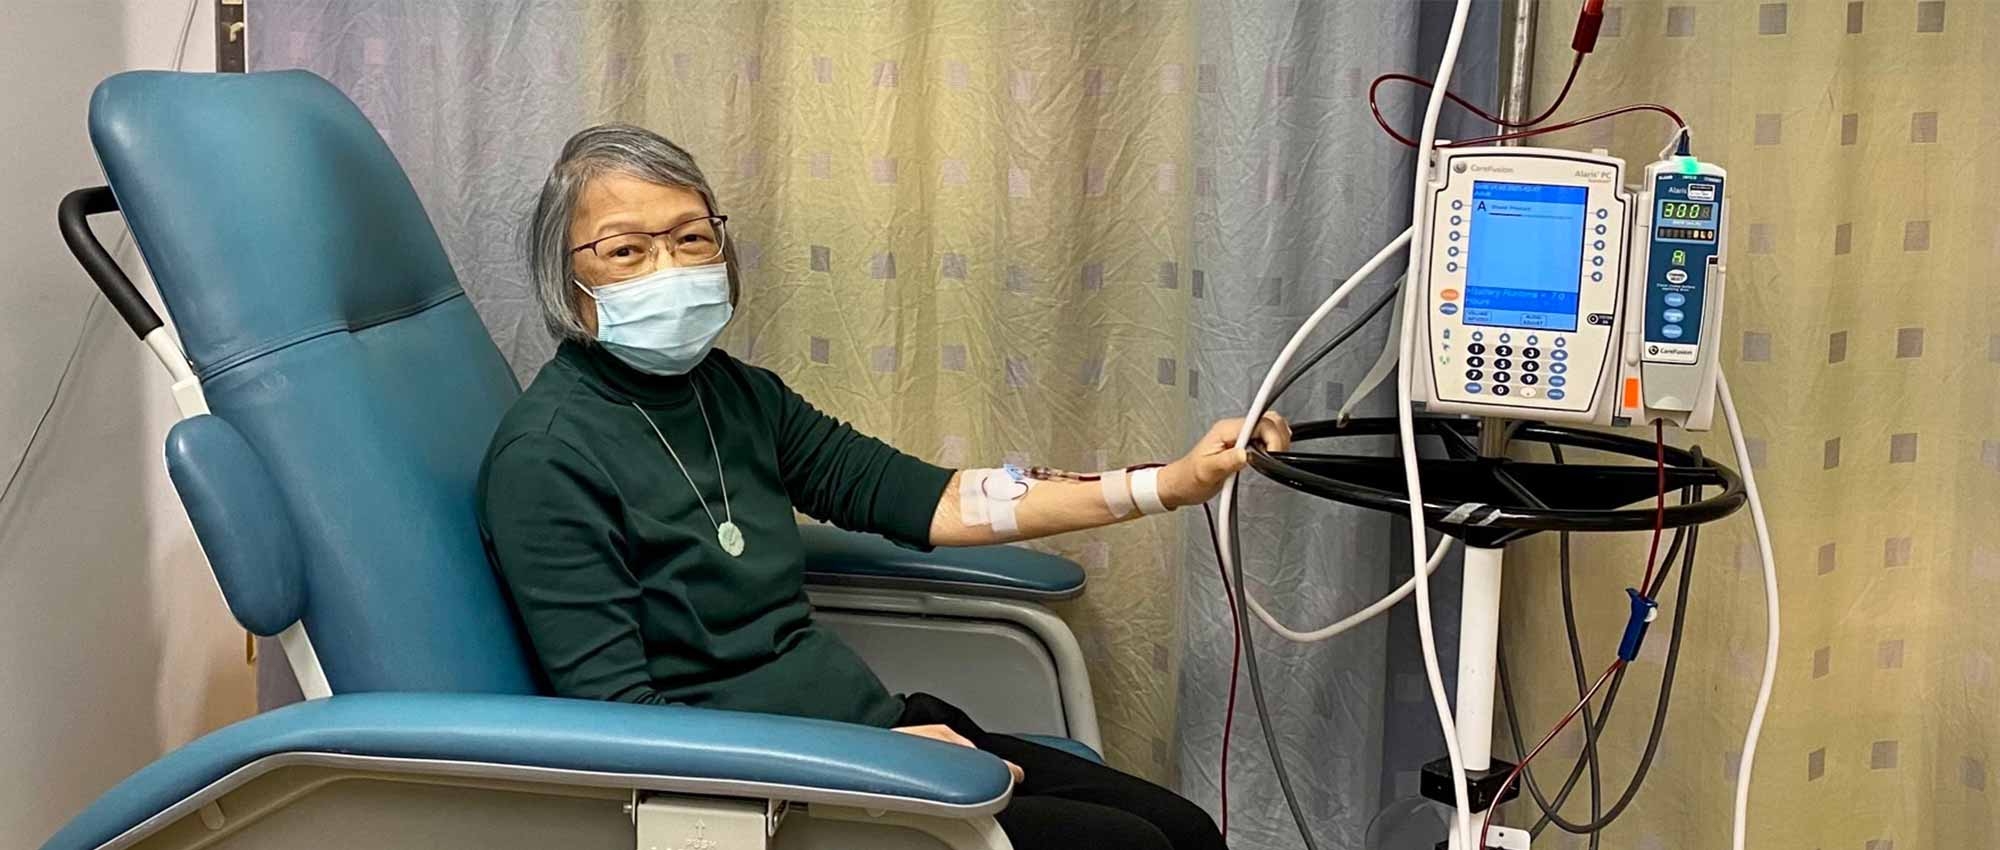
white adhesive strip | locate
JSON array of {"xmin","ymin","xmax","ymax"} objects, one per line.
[
  {"xmin": 1440, "ymin": 501, "xmax": 1485, "ymax": 525},
  {"xmin": 1130, "ymin": 467, "xmax": 1170, "ymax": 516},
  {"xmin": 959, "ymin": 470, "xmax": 991, "ymax": 527},
  {"xmin": 1100, "ymin": 469, "xmax": 1136, "ymax": 519},
  {"xmin": 962, "ymin": 467, "xmax": 1035, "ymax": 535},
  {"xmin": 991, "ymin": 495, "xmax": 1021, "ymax": 535}
]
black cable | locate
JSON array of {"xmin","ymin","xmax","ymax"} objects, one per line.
[
  {"xmin": 1520, "ymin": 444, "xmax": 1680, "ymax": 840},
  {"xmin": 1267, "ymin": 279, "xmax": 1403, "ymax": 406},
  {"xmin": 1517, "ymin": 448, "xmax": 1691, "ymax": 834},
  {"xmin": 1547, "ymin": 444, "xmax": 1604, "ymax": 850},
  {"xmin": 1204, "ymin": 499, "xmax": 1321, "ymax": 850},
  {"xmin": 5, "ymin": 1, "xmax": 195, "ymax": 516},
  {"xmin": 0, "ymin": 296, "xmax": 100, "ymax": 514},
  {"xmin": 1521, "ymin": 472, "xmax": 1696, "ymax": 835},
  {"xmin": 1193, "ymin": 258, "xmax": 1405, "ymax": 850},
  {"xmin": 1556, "ymin": 528, "xmax": 1606, "ymax": 850},
  {"xmin": 1501, "ymin": 450, "xmax": 1706, "ymax": 836},
  {"xmin": 1517, "ymin": 520, "xmax": 1698, "ymax": 835}
]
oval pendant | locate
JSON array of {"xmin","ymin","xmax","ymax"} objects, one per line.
[{"xmin": 717, "ymin": 521, "xmax": 746, "ymax": 557}]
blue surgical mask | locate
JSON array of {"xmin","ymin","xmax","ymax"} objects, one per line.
[{"xmin": 580, "ymin": 262, "xmax": 733, "ymax": 376}]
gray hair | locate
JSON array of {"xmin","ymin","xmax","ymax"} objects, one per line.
[{"xmin": 527, "ymin": 124, "xmax": 739, "ymax": 341}]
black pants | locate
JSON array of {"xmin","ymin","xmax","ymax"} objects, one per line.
[{"xmin": 897, "ymin": 693, "xmax": 1227, "ymax": 850}]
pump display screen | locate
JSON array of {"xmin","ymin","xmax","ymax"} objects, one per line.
[
  {"xmin": 1660, "ymin": 201, "xmax": 1712, "ymax": 220},
  {"xmin": 1655, "ymin": 197, "xmax": 1718, "ymax": 242},
  {"xmin": 1461, "ymin": 181, "xmax": 1587, "ymax": 332}
]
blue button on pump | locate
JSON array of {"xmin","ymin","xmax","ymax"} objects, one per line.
[
  {"xmin": 1549, "ymin": 375, "xmax": 1566, "ymax": 387},
  {"xmin": 1440, "ymin": 303, "xmax": 1459, "ymax": 316},
  {"xmin": 1465, "ymin": 383, "xmax": 1483, "ymax": 393},
  {"xmin": 1664, "ymin": 292, "xmax": 1687, "ymax": 307},
  {"xmin": 1548, "ymin": 389, "xmax": 1566, "ymax": 400},
  {"xmin": 1552, "ymin": 349, "xmax": 1568, "ymax": 361},
  {"xmin": 1551, "ymin": 362, "xmax": 1568, "ymax": 374},
  {"xmin": 1663, "ymin": 308, "xmax": 1685, "ymax": 324},
  {"xmin": 1662, "ymin": 324, "xmax": 1684, "ymax": 339}
]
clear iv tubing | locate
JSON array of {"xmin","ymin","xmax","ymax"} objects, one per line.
[
  {"xmin": 1400, "ymin": 0, "xmax": 1480, "ymax": 846},
  {"xmin": 1251, "ymin": 536, "xmax": 1456, "ymax": 643},
  {"xmin": 1220, "ymin": 2, "xmax": 1481, "ymax": 843},
  {"xmin": 1718, "ymin": 372, "xmax": 1779, "ymax": 850},
  {"xmin": 1215, "ymin": 227, "xmax": 1463, "ymax": 643}
]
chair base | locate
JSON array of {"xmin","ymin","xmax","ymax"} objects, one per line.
[{"xmin": 102, "ymin": 764, "xmax": 1011, "ymax": 850}]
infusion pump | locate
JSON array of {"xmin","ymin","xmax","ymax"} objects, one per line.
[{"xmin": 1410, "ymin": 146, "xmax": 1728, "ymax": 431}]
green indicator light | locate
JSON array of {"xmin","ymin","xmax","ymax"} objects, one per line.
[{"xmin": 1678, "ymin": 156, "xmax": 1700, "ymax": 174}]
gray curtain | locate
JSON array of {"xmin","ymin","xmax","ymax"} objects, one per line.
[
  {"xmin": 250, "ymin": 2, "xmax": 1499, "ymax": 847},
  {"xmin": 1177, "ymin": 3, "xmax": 1495, "ymax": 848},
  {"xmin": 249, "ymin": 0, "xmax": 583, "ymax": 381}
]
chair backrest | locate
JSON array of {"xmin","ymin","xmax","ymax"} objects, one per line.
[{"xmin": 90, "ymin": 70, "xmax": 540, "ymax": 695}]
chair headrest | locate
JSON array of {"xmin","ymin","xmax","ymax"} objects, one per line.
[
  {"xmin": 91, "ymin": 71, "xmax": 540, "ymax": 696},
  {"xmin": 90, "ymin": 70, "xmax": 463, "ymax": 379}
]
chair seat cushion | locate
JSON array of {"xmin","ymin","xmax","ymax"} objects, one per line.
[{"xmin": 41, "ymin": 693, "xmax": 1015, "ymax": 850}]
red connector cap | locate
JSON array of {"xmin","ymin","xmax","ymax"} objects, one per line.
[{"xmin": 1572, "ymin": 4, "xmax": 1605, "ymax": 53}]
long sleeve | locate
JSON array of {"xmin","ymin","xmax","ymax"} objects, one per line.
[
  {"xmin": 754, "ymin": 369, "xmax": 954, "ymax": 547},
  {"xmin": 479, "ymin": 433, "xmax": 675, "ymax": 705}
]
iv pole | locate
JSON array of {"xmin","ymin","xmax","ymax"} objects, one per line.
[{"xmin": 1448, "ymin": 3, "xmax": 1538, "ymax": 847}]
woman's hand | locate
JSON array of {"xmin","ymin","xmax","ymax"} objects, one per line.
[
  {"xmin": 1159, "ymin": 412, "xmax": 1293, "ymax": 509},
  {"xmin": 894, "ymin": 724, "xmax": 1024, "ymax": 784}
]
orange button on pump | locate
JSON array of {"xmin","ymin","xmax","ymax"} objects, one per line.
[
  {"xmin": 1623, "ymin": 377, "xmax": 1641, "ymax": 409},
  {"xmin": 1440, "ymin": 288, "xmax": 1461, "ymax": 302}
]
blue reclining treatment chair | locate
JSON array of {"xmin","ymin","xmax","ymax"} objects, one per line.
[{"xmin": 44, "ymin": 70, "xmax": 1100, "ymax": 850}]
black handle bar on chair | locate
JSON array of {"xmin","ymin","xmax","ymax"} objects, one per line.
[{"xmin": 58, "ymin": 186, "xmax": 163, "ymax": 340}]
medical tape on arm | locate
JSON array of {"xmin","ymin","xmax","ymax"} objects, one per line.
[
  {"xmin": 1129, "ymin": 467, "xmax": 1171, "ymax": 516},
  {"xmin": 1100, "ymin": 469, "xmax": 1136, "ymax": 519},
  {"xmin": 959, "ymin": 466, "xmax": 1035, "ymax": 535},
  {"xmin": 958, "ymin": 471, "xmax": 991, "ymax": 527}
]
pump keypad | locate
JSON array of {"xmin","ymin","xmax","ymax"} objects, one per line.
[{"xmin": 1459, "ymin": 333, "xmax": 1570, "ymax": 398}]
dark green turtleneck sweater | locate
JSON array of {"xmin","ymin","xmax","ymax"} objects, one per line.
[{"xmin": 476, "ymin": 341, "xmax": 954, "ymax": 727}]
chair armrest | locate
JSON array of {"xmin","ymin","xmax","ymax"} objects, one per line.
[
  {"xmin": 799, "ymin": 525, "xmax": 1086, "ymax": 601},
  {"xmin": 41, "ymin": 693, "xmax": 1013, "ymax": 850},
  {"xmin": 165, "ymin": 414, "xmax": 304, "ymax": 636}
]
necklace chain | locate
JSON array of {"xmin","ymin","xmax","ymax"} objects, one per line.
[{"xmin": 631, "ymin": 380, "xmax": 733, "ymax": 534}]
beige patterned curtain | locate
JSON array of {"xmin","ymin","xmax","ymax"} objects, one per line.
[
  {"xmin": 583, "ymin": 0, "xmax": 1200, "ymax": 777},
  {"xmin": 1502, "ymin": 1, "xmax": 2000, "ymax": 846}
]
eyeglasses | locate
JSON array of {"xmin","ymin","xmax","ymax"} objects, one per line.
[{"xmin": 570, "ymin": 215, "xmax": 729, "ymax": 280}]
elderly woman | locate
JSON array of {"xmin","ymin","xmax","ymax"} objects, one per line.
[{"xmin": 477, "ymin": 124, "xmax": 1288, "ymax": 850}]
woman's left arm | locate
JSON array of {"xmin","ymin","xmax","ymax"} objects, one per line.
[{"xmin": 927, "ymin": 414, "xmax": 1291, "ymax": 547}]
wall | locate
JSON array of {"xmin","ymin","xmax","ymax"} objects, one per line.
[{"xmin": 0, "ymin": 3, "xmax": 255, "ymax": 847}]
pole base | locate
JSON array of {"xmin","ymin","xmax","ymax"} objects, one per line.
[{"xmin": 1419, "ymin": 757, "xmax": 1519, "ymax": 813}]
